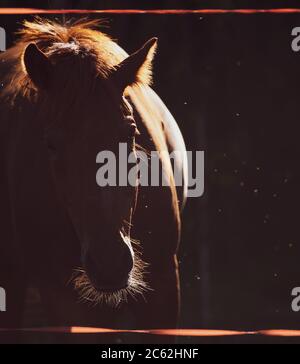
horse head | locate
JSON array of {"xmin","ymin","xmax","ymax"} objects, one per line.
[{"xmin": 21, "ymin": 24, "xmax": 157, "ymax": 305}]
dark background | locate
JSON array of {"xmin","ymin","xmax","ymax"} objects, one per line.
[{"xmin": 0, "ymin": 1, "xmax": 299, "ymax": 332}]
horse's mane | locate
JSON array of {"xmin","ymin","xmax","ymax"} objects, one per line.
[{"xmin": 0, "ymin": 18, "xmax": 153, "ymax": 102}]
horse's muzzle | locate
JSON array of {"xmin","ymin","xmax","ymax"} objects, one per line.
[{"xmin": 82, "ymin": 234, "xmax": 134, "ymax": 292}]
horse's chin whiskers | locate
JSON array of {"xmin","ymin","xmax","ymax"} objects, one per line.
[{"xmin": 71, "ymin": 250, "xmax": 149, "ymax": 308}]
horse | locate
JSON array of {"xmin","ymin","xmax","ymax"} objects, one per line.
[{"xmin": 0, "ymin": 18, "xmax": 188, "ymax": 334}]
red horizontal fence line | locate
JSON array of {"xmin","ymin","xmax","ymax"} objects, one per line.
[
  {"xmin": 1, "ymin": 327, "xmax": 300, "ymax": 336},
  {"xmin": 1, "ymin": 8, "xmax": 300, "ymax": 15}
]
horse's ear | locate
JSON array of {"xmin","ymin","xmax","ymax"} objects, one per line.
[
  {"xmin": 23, "ymin": 43, "xmax": 52, "ymax": 90},
  {"xmin": 113, "ymin": 37, "xmax": 158, "ymax": 90}
]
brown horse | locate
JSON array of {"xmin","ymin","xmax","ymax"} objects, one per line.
[{"xmin": 0, "ymin": 19, "xmax": 187, "ymax": 332}]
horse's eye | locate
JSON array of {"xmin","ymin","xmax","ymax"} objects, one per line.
[
  {"xmin": 124, "ymin": 115, "xmax": 139, "ymax": 139},
  {"xmin": 128, "ymin": 123, "xmax": 138, "ymax": 138}
]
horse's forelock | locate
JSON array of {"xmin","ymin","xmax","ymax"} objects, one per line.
[
  {"xmin": 1, "ymin": 18, "xmax": 157, "ymax": 104},
  {"xmin": 0, "ymin": 19, "xmax": 125, "ymax": 100}
]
